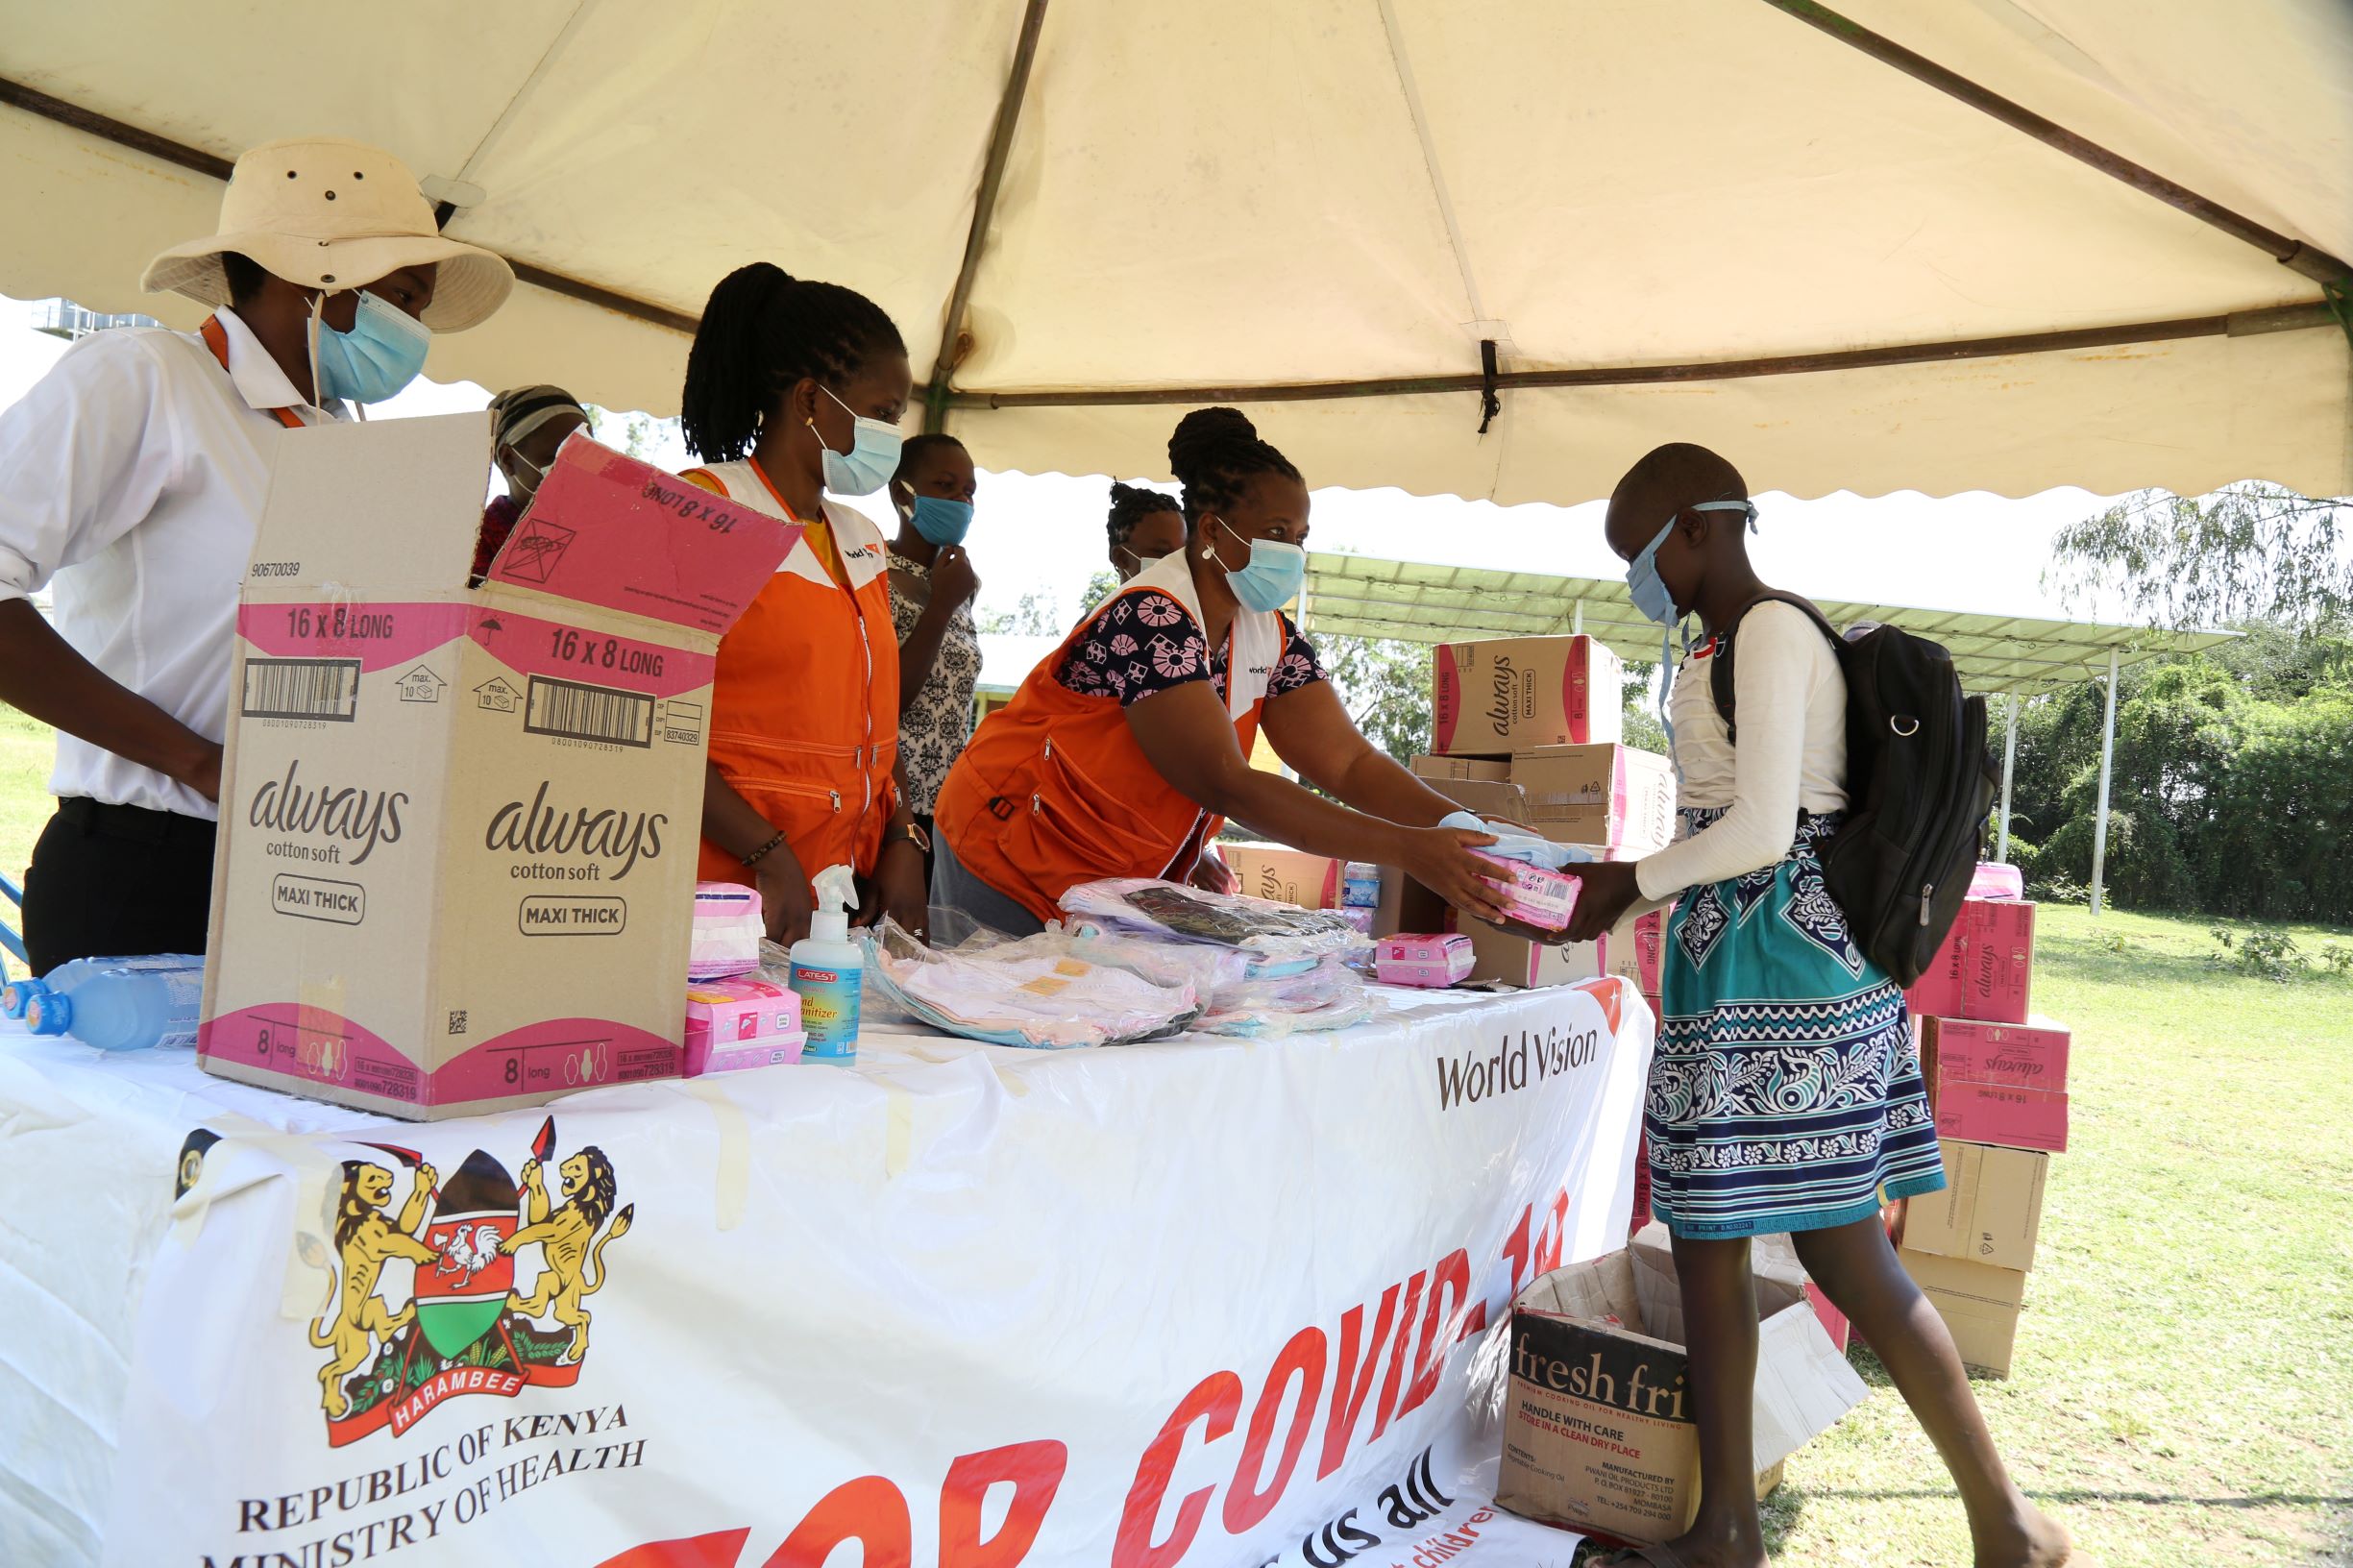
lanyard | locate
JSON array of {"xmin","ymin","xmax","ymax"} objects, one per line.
[{"xmin": 200, "ymin": 315, "xmax": 306, "ymax": 430}]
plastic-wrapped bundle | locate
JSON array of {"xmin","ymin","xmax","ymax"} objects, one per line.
[
  {"xmin": 862, "ymin": 920, "xmax": 1200, "ymax": 1049},
  {"xmin": 1194, "ymin": 956, "xmax": 1373, "ymax": 1038},
  {"xmin": 1065, "ymin": 927, "xmax": 1253, "ymax": 994},
  {"xmin": 1059, "ymin": 878, "xmax": 1373, "ymax": 968}
]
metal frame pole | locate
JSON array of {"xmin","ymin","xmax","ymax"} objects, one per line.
[
  {"xmin": 2089, "ymin": 649, "xmax": 2120, "ymax": 916},
  {"xmin": 1996, "ymin": 692, "xmax": 2018, "ymax": 863}
]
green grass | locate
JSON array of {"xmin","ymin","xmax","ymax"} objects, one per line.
[
  {"xmin": 0, "ymin": 718, "xmax": 2344, "ymax": 1559},
  {"xmin": 1752, "ymin": 904, "xmax": 2353, "ymax": 1568}
]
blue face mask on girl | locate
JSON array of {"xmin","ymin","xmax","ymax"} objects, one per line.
[
  {"xmin": 1627, "ymin": 499, "xmax": 1757, "ymax": 751},
  {"xmin": 813, "ymin": 384, "xmax": 904, "ymax": 497},
  {"xmin": 310, "ymin": 290, "xmax": 430, "ymax": 405},
  {"xmin": 906, "ymin": 495, "xmax": 973, "ymax": 547}
]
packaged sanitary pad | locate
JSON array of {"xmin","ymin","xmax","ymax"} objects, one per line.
[
  {"xmin": 690, "ymin": 882, "xmax": 765, "ymax": 981},
  {"xmin": 1374, "ymin": 933, "xmax": 1474, "ymax": 989}
]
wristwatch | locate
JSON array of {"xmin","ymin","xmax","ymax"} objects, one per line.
[{"xmin": 888, "ymin": 821, "xmax": 932, "ymax": 855}]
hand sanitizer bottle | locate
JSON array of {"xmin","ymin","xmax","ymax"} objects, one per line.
[{"xmin": 788, "ymin": 865, "xmax": 864, "ymax": 1064}]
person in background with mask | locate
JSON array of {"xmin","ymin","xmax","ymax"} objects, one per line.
[
  {"xmin": 475, "ymin": 383, "xmax": 587, "ymax": 582},
  {"xmin": 676, "ymin": 261, "xmax": 929, "ymax": 944},
  {"xmin": 0, "ymin": 136, "xmax": 511, "ymax": 973},
  {"xmin": 883, "ymin": 433, "xmax": 982, "ymax": 873},
  {"xmin": 929, "ymin": 407, "xmax": 1509, "ymax": 944},
  {"xmin": 1106, "ymin": 480, "xmax": 1187, "ymax": 582}
]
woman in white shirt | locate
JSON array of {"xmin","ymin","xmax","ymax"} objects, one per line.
[
  {"xmin": 0, "ymin": 137, "xmax": 511, "ymax": 973},
  {"xmin": 1571, "ymin": 445, "xmax": 2069, "ymax": 1568}
]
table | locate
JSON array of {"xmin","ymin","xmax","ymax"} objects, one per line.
[{"xmin": 0, "ymin": 979, "xmax": 1650, "ymax": 1568}]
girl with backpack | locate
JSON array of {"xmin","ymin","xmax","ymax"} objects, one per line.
[{"xmin": 1565, "ymin": 444, "xmax": 2069, "ymax": 1568}]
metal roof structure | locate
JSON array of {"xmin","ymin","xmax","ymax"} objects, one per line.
[{"xmin": 1299, "ymin": 552, "xmax": 2237, "ymax": 697}]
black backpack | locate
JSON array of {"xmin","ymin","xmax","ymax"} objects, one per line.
[{"xmin": 1709, "ymin": 592, "xmax": 1994, "ymax": 987}]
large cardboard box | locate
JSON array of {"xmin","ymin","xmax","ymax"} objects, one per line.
[
  {"xmin": 1901, "ymin": 1139, "xmax": 2048, "ymax": 1272},
  {"xmin": 1219, "ymin": 843, "xmax": 1340, "ymax": 909},
  {"xmin": 200, "ymin": 417, "xmax": 796, "ymax": 1118},
  {"xmin": 1904, "ymin": 919, "xmax": 1967, "ymax": 1019},
  {"xmin": 1431, "ymin": 634, "xmax": 1623, "ymax": 755},
  {"xmin": 1925, "ymin": 1015, "xmax": 2071, "ymax": 1093},
  {"xmin": 1462, "ymin": 919, "xmax": 1602, "ymax": 988},
  {"xmin": 1603, "ymin": 906, "xmax": 1670, "ymax": 995},
  {"xmin": 1961, "ymin": 898, "xmax": 2038, "ymax": 1023},
  {"xmin": 1900, "ymin": 1250, "xmax": 2027, "ymax": 1377},
  {"xmin": 1409, "ymin": 747, "xmax": 1675, "ymax": 851},
  {"xmin": 1499, "ymin": 1226, "xmax": 1866, "ymax": 1543}
]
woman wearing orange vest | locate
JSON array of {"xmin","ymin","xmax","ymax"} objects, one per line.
[
  {"xmin": 677, "ymin": 262, "xmax": 928, "ymax": 944},
  {"xmin": 932, "ymin": 407, "xmax": 1511, "ymax": 943}
]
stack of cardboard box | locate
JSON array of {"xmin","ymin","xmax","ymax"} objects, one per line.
[
  {"xmin": 1895, "ymin": 887, "xmax": 2069, "ymax": 1376},
  {"xmin": 1407, "ymin": 634, "xmax": 1679, "ymax": 995}
]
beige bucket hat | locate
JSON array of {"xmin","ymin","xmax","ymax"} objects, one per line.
[{"xmin": 141, "ymin": 136, "xmax": 513, "ymax": 331}]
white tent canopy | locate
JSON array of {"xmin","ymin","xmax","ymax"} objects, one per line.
[{"xmin": 4, "ymin": 0, "xmax": 2349, "ymax": 505}]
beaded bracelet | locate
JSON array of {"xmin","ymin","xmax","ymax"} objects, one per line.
[{"xmin": 740, "ymin": 830, "xmax": 788, "ymax": 869}]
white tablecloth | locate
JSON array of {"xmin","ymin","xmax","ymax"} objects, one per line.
[{"xmin": 0, "ymin": 980, "xmax": 1651, "ymax": 1568}]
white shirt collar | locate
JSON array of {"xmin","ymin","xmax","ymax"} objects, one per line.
[{"xmin": 211, "ymin": 306, "xmax": 348, "ymax": 421}]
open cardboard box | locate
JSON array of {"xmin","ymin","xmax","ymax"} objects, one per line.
[
  {"xmin": 199, "ymin": 415, "xmax": 797, "ymax": 1118},
  {"xmin": 1498, "ymin": 1224, "xmax": 1866, "ymax": 1544}
]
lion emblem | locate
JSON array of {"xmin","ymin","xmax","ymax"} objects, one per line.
[
  {"xmin": 502, "ymin": 1147, "xmax": 632, "ymax": 1364},
  {"xmin": 307, "ymin": 1160, "xmax": 439, "ymax": 1418}
]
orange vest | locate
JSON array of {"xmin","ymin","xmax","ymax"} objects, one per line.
[
  {"xmin": 684, "ymin": 460, "xmax": 899, "ymax": 887},
  {"xmin": 936, "ymin": 550, "xmax": 1287, "ymax": 922}
]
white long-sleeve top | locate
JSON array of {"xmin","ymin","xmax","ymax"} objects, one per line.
[
  {"xmin": 1635, "ymin": 601, "xmax": 1848, "ymax": 901},
  {"xmin": 0, "ymin": 310, "xmax": 342, "ymax": 819}
]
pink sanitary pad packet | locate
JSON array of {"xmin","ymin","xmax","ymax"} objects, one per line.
[
  {"xmin": 1469, "ymin": 852, "xmax": 1581, "ymax": 932},
  {"xmin": 684, "ymin": 976, "xmax": 804, "ymax": 1074},
  {"xmin": 1374, "ymin": 933, "xmax": 1475, "ymax": 989},
  {"xmin": 691, "ymin": 881, "xmax": 765, "ymax": 981}
]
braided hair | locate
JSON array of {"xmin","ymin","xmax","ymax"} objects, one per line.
[
  {"xmin": 680, "ymin": 262, "xmax": 906, "ymax": 463},
  {"xmin": 894, "ymin": 431, "xmax": 967, "ymax": 484},
  {"xmin": 1106, "ymin": 481, "xmax": 1182, "ymax": 552},
  {"xmin": 1165, "ymin": 407, "xmax": 1302, "ymax": 527}
]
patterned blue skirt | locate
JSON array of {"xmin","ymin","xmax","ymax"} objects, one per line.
[{"xmin": 1647, "ymin": 809, "xmax": 1946, "ymax": 1239}]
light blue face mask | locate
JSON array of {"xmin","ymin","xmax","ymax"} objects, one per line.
[
  {"xmin": 814, "ymin": 384, "xmax": 903, "ymax": 497},
  {"xmin": 311, "ymin": 290, "xmax": 430, "ymax": 405},
  {"xmin": 1210, "ymin": 516, "xmax": 1307, "ymax": 614},
  {"xmin": 1628, "ymin": 499, "xmax": 1757, "ymax": 756},
  {"xmin": 906, "ymin": 494, "xmax": 973, "ymax": 547}
]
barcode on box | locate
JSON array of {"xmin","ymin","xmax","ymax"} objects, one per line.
[
  {"xmin": 242, "ymin": 658, "xmax": 361, "ymax": 721},
  {"xmin": 525, "ymin": 675, "xmax": 653, "ymax": 747}
]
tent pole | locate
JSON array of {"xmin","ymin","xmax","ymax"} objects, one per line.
[
  {"xmin": 2089, "ymin": 649, "xmax": 2120, "ymax": 917},
  {"xmin": 1572, "ymin": 600, "xmax": 1584, "ymax": 635},
  {"xmin": 1754, "ymin": 1, "xmax": 2350, "ymax": 284},
  {"xmin": 1996, "ymin": 692, "xmax": 2018, "ymax": 863},
  {"xmin": 933, "ymin": 305, "xmax": 2334, "ymax": 411},
  {"xmin": 922, "ymin": 0, "xmax": 1051, "ymax": 433}
]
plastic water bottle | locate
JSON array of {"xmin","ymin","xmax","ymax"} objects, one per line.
[
  {"xmin": 24, "ymin": 961, "xmax": 206, "ymax": 1051},
  {"xmin": 3, "ymin": 952, "xmax": 203, "ymax": 1021}
]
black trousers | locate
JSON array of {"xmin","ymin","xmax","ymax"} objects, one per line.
[{"xmin": 22, "ymin": 797, "xmax": 218, "ymax": 974}]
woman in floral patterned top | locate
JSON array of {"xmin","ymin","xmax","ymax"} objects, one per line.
[
  {"xmin": 929, "ymin": 407, "xmax": 1516, "ymax": 940},
  {"xmin": 884, "ymin": 434, "xmax": 983, "ymax": 860}
]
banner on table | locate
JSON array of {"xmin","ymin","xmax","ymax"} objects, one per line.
[{"xmin": 79, "ymin": 981, "xmax": 1652, "ymax": 1568}]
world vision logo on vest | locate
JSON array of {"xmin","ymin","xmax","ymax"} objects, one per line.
[{"xmin": 293, "ymin": 1116, "xmax": 634, "ymax": 1447}]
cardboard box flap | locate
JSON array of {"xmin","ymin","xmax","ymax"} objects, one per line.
[
  {"xmin": 1515, "ymin": 1247, "xmax": 1648, "ymax": 1335},
  {"xmin": 484, "ymin": 437, "xmax": 798, "ymax": 636},
  {"xmin": 1752, "ymin": 1300, "xmax": 1870, "ymax": 1467},
  {"xmin": 247, "ymin": 411, "xmax": 493, "ymax": 591}
]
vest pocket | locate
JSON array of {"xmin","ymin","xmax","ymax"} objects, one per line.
[{"xmin": 1004, "ymin": 733, "xmax": 1169, "ymax": 871}]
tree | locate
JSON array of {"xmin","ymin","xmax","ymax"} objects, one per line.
[
  {"xmin": 1318, "ymin": 635, "xmax": 1433, "ymax": 763},
  {"xmin": 2047, "ymin": 483, "xmax": 2353, "ymax": 633},
  {"xmin": 585, "ymin": 404, "xmax": 670, "ymax": 461},
  {"xmin": 975, "ymin": 589, "xmax": 1065, "ymax": 636}
]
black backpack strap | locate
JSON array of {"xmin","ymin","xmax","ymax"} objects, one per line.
[{"xmin": 1707, "ymin": 590, "xmax": 1842, "ymax": 746}]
